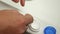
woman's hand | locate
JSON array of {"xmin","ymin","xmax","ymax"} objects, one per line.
[{"xmin": 0, "ymin": 10, "xmax": 33, "ymax": 34}]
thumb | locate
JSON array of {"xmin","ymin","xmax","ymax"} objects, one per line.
[{"xmin": 24, "ymin": 14, "xmax": 33, "ymax": 25}]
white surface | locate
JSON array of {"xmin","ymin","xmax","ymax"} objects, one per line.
[{"xmin": 0, "ymin": 0, "xmax": 60, "ymax": 34}]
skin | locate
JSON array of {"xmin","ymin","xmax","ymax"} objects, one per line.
[
  {"xmin": 0, "ymin": 10, "xmax": 33, "ymax": 34},
  {"xmin": 12, "ymin": 0, "xmax": 25, "ymax": 6}
]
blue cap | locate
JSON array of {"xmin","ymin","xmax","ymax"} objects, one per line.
[{"xmin": 44, "ymin": 26, "xmax": 56, "ymax": 34}]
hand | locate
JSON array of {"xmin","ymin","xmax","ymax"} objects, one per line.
[
  {"xmin": 0, "ymin": 10, "xmax": 33, "ymax": 34},
  {"xmin": 12, "ymin": 0, "xmax": 25, "ymax": 6}
]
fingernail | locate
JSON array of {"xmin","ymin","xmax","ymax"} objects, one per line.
[
  {"xmin": 12, "ymin": 0, "xmax": 19, "ymax": 3},
  {"xmin": 20, "ymin": 0, "xmax": 25, "ymax": 7}
]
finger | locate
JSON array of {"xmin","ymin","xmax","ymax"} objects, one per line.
[
  {"xmin": 24, "ymin": 14, "xmax": 33, "ymax": 25},
  {"xmin": 0, "ymin": 10, "xmax": 19, "ymax": 13},
  {"xmin": 18, "ymin": 25, "xmax": 28, "ymax": 34},
  {"xmin": 12, "ymin": 0, "xmax": 19, "ymax": 3},
  {"xmin": 20, "ymin": 0, "xmax": 25, "ymax": 6}
]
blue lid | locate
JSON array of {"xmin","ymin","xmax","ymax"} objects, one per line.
[{"xmin": 44, "ymin": 26, "xmax": 56, "ymax": 34}]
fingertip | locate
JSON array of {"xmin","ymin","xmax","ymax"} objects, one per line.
[
  {"xmin": 12, "ymin": 0, "xmax": 19, "ymax": 3},
  {"xmin": 20, "ymin": 0, "xmax": 25, "ymax": 6},
  {"xmin": 12, "ymin": 0, "xmax": 25, "ymax": 6},
  {"xmin": 24, "ymin": 14, "xmax": 33, "ymax": 25}
]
